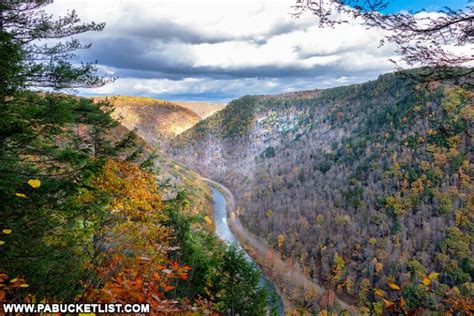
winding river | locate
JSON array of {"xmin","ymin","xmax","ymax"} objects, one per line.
[{"xmin": 210, "ymin": 185, "xmax": 284, "ymax": 315}]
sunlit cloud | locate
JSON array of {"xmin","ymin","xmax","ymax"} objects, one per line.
[{"xmin": 45, "ymin": 0, "xmax": 467, "ymax": 101}]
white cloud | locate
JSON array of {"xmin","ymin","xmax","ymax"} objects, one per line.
[{"xmin": 43, "ymin": 0, "xmax": 433, "ymax": 100}]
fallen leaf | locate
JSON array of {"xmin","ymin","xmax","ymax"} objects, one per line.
[{"xmin": 2, "ymin": 229, "xmax": 12, "ymax": 234}]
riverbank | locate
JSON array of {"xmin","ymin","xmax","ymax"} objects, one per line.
[
  {"xmin": 205, "ymin": 179, "xmax": 284, "ymax": 315},
  {"xmin": 202, "ymin": 178, "xmax": 357, "ymax": 315}
]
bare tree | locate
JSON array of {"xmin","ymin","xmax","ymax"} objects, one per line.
[{"xmin": 293, "ymin": 0, "xmax": 473, "ymax": 83}]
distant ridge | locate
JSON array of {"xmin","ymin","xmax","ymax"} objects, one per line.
[
  {"xmin": 93, "ymin": 96, "xmax": 202, "ymax": 146},
  {"xmin": 173, "ymin": 101, "xmax": 226, "ymax": 119},
  {"xmin": 170, "ymin": 71, "xmax": 473, "ymax": 313}
]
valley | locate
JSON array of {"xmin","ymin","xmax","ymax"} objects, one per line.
[
  {"xmin": 93, "ymin": 96, "xmax": 205, "ymax": 146},
  {"xmin": 97, "ymin": 71, "xmax": 472, "ymax": 314},
  {"xmin": 94, "ymin": 71, "xmax": 472, "ymax": 314},
  {"xmin": 169, "ymin": 71, "xmax": 473, "ymax": 314},
  {"xmin": 2, "ymin": 1, "xmax": 471, "ymax": 314}
]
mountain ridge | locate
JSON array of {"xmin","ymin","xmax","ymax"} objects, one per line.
[
  {"xmin": 169, "ymin": 71, "xmax": 473, "ymax": 313},
  {"xmin": 93, "ymin": 96, "xmax": 202, "ymax": 146}
]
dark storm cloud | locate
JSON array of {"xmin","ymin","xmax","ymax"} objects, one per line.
[
  {"xmin": 48, "ymin": 0, "xmax": 403, "ymax": 101},
  {"xmin": 115, "ymin": 19, "xmax": 235, "ymax": 44},
  {"xmin": 109, "ymin": 16, "xmax": 307, "ymax": 46},
  {"xmin": 75, "ymin": 9, "xmax": 363, "ymax": 83},
  {"xmin": 83, "ymin": 35, "xmax": 353, "ymax": 80}
]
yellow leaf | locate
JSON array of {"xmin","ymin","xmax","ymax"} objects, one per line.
[
  {"xmin": 204, "ymin": 216, "xmax": 212, "ymax": 225},
  {"xmin": 383, "ymin": 299, "xmax": 395, "ymax": 307},
  {"xmin": 400, "ymin": 297, "xmax": 406, "ymax": 308},
  {"xmin": 374, "ymin": 288, "xmax": 385, "ymax": 298},
  {"xmin": 10, "ymin": 278, "xmax": 17, "ymax": 283},
  {"xmin": 0, "ymin": 241, "xmax": 5, "ymax": 246},
  {"xmin": 15, "ymin": 193, "xmax": 27, "ymax": 198},
  {"xmin": 27, "ymin": 179, "xmax": 41, "ymax": 189},
  {"xmin": 422, "ymin": 276, "xmax": 431, "ymax": 286},
  {"xmin": 387, "ymin": 282, "xmax": 400, "ymax": 290},
  {"xmin": 428, "ymin": 272, "xmax": 439, "ymax": 280},
  {"xmin": 2, "ymin": 229, "xmax": 12, "ymax": 235},
  {"xmin": 373, "ymin": 301, "xmax": 383, "ymax": 315},
  {"xmin": 19, "ymin": 284, "xmax": 29, "ymax": 288}
]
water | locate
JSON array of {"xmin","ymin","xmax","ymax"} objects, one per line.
[{"xmin": 211, "ymin": 186, "xmax": 284, "ymax": 315}]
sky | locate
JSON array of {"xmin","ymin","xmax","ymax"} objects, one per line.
[
  {"xmin": 46, "ymin": 0, "xmax": 471, "ymax": 102},
  {"xmin": 382, "ymin": 0, "xmax": 469, "ymax": 13}
]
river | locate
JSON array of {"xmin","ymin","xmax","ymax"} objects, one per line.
[{"xmin": 210, "ymin": 186, "xmax": 284, "ymax": 315}]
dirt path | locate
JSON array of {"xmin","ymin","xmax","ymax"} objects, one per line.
[{"xmin": 202, "ymin": 178, "xmax": 357, "ymax": 314}]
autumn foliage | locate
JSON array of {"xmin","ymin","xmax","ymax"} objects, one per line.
[{"xmin": 78, "ymin": 160, "xmax": 193, "ymax": 312}]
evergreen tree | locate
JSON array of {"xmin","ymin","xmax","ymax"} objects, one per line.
[
  {"xmin": 211, "ymin": 246, "xmax": 269, "ymax": 316},
  {"xmin": 0, "ymin": 1, "xmax": 124, "ymax": 300}
]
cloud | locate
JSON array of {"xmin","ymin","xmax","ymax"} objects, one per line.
[{"xmin": 46, "ymin": 0, "xmax": 406, "ymax": 101}]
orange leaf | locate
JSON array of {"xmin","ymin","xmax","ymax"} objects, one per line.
[
  {"xmin": 374, "ymin": 288, "xmax": 385, "ymax": 298},
  {"xmin": 400, "ymin": 297, "xmax": 406, "ymax": 308},
  {"xmin": 422, "ymin": 276, "xmax": 430, "ymax": 286},
  {"xmin": 204, "ymin": 216, "xmax": 213, "ymax": 225},
  {"xmin": 387, "ymin": 282, "xmax": 400, "ymax": 290},
  {"xmin": 383, "ymin": 299, "xmax": 395, "ymax": 307}
]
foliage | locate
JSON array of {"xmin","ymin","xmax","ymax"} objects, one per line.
[
  {"xmin": 293, "ymin": 0, "xmax": 473, "ymax": 83},
  {"xmin": 209, "ymin": 246, "xmax": 269, "ymax": 315},
  {"xmin": 172, "ymin": 71, "xmax": 473, "ymax": 313},
  {"xmin": 0, "ymin": 2, "xmax": 269, "ymax": 314}
]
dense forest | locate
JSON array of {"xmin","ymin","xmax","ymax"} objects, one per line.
[
  {"xmin": 94, "ymin": 96, "xmax": 202, "ymax": 147},
  {"xmin": 0, "ymin": 2, "xmax": 271, "ymax": 314},
  {"xmin": 171, "ymin": 71, "xmax": 473, "ymax": 314}
]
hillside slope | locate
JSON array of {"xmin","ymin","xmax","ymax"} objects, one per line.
[
  {"xmin": 174, "ymin": 101, "xmax": 226, "ymax": 119},
  {"xmin": 170, "ymin": 72, "xmax": 473, "ymax": 313},
  {"xmin": 94, "ymin": 96, "xmax": 202, "ymax": 146}
]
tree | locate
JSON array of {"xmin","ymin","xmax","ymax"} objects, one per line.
[
  {"xmin": 210, "ymin": 246, "xmax": 269, "ymax": 315},
  {"xmin": 0, "ymin": 0, "xmax": 109, "ymax": 100},
  {"xmin": 0, "ymin": 0, "xmax": 126, "ymax": 301},
  {"xmin": 293, "ymin": 0, "xmax": 473, "ymax": 83}
]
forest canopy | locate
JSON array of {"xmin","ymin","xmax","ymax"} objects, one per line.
[{"xmin": 0, "ymin": 2, "xmax": 270, "ymax": 314}]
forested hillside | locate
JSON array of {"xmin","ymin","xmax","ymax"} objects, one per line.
[
  {"xmin": 171, "ymin": 71, "xmax": 473, "ymax": 314},
  {"xmin": 94, "ymin": 96, "xmax": 202, "ymax": 147},
  {"xmin": 0, "ymin": 2, "xmax": 269, "ymax": 314}
]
